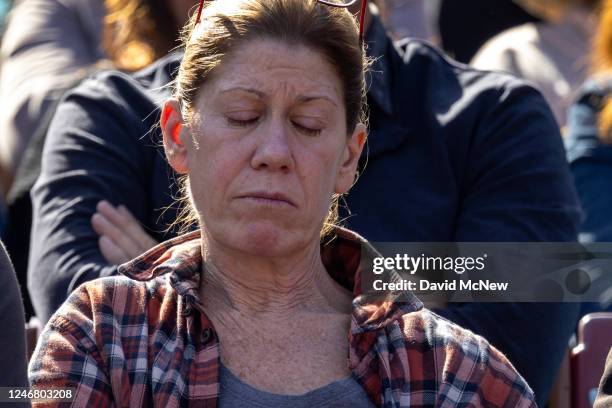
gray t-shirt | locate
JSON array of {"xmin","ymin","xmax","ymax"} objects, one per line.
[{"xmin": 218, "ymin": 363, "xmax": 376, "ymax": 408}]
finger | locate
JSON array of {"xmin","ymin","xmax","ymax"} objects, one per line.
[
  {"xmin": 91, "ymin": 212, "xmax": 142, "ymax": 258},
  {"xmin": 116, "ymin": 205, "xmax": 159, "ymax": 251},
  {"xmin": 97, "ymin": 201, "xmax": 157, "ymax": 254},
  {"xmin": 96, "ymin": 200, "xmax": 129, "ymax": 228},
  {"xmin": 91, "ymin": 210, "xmax": 112, "ymax": 235},
  {"xmin": 98, "ymin": 235, "xmax": 130, "ymax": 265},
  {"xmin": 95, "ymin": 200, "xmax": 152, "ymax": 256}
]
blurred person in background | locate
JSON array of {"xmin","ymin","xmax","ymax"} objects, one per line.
[
  {"xmin": 0, "ymin": 0, "xmax": 105, "ymax": 196},
  {"xmin": 0, "ymin": 240, "xmax": 28, "ymax": 394},
  {"xmin": 0, "ymin": 0, "xmax": 192, "ymax": 193},
  {"xmin": 565, "ymin": 0, "xmax": 612, "ymax": 315},
  {"xmin": 0, "ymin": 0, "xmax": 193, "ymax": 320},
  {"xmin": 471, "ymin": 0, "xmax": 600, "ymax": 130},
  {"xmin": 383, "ymin": 0, "xmax": 431, "ymax": 41},
  {"xmin": 428, "ymin": 0, "xmax": 541, "ymax": 63}
]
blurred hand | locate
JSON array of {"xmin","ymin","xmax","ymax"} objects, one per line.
[{"xmin": 91, "ymin": 200, "xmax": 158, "ymax": 264}]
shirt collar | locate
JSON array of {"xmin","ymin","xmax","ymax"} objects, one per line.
[
  {"xmin": 118, "ymin": 226, "xmax": 422, "ymax": 333},
  {"xmin": 364, "ymin": 14, "xmax": 394, "ymax": 116}
]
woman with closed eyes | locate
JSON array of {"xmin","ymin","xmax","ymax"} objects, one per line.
[{"xmin": 28, "ymin": 0, "xmax": 537, "ymax": 406}]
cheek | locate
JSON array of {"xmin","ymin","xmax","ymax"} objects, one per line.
[
  {"xmin": 187, "ymin": 137, "xmax": 244, "ymax": 213},
  {"xmin": 297, "ymin": 141, "xmax": 344, "ymax": 209}
]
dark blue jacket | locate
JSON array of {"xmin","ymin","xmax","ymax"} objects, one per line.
[
  {"xmin": 565, "ymin": 77, "xmax": 612, "ymax": 318},
  {"xmin": 29, "ymin": 17, "xmax": 581, "ymax": 405},
  {"xmin": 566, "ymin": 77, "xmax": 612, "ymax": 243}
]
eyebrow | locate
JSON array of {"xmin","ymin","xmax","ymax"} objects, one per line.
[
  {"xmin": 220, "ymin": 87, "xmax": 264, "ymax": 98},
  {"xmin": 219, "ymin": 87, "xmax": 338, "ymax": 107},
  {"xmin": 296, "ymin": 95, "xmax": 338, "ymax": 107}
]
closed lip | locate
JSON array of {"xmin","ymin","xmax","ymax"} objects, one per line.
[{"xmin": 236, "ymin": 191, "xmax": 297, "ymax": 207}]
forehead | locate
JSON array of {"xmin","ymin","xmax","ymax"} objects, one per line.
[{"xmin": 204, "ymin": 39, "xmax": 344, "ymax": 101}]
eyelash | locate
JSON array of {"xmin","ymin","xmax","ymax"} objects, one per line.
[
  {"xmin": 226, "ymin": 117, "xmax": 322, "ymax": 137},
  {"xmin": 293, "ymin": 123, "xmax": 322, "ymax": 137},
  {"xmin": 227, "ymin": 117, "xmax": 258, "ymax": 127}
]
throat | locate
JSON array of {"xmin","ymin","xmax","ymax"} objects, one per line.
[{"xmin": 199, "ymin": 254, "xmax": 353, "ymax": 317}]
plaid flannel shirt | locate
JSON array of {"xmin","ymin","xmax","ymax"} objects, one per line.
[{"xmin": 29, "ymin": 227, "xmax": 536, "ymax": 407}]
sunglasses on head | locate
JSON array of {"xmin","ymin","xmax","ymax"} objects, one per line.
[{"xmin": 194, "ymin": 0, "xmax": 369, "ymax": 43}]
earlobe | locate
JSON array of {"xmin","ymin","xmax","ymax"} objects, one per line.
[{"xmin": 161, "ymin": 99, "xmax": 189, "ymax": 174}]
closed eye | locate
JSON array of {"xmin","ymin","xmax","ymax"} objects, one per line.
[
  {"xmin": 292, "ymin": 121, "xmax": 322, "ymax": 136},
  {"xmin": 227, "ymin": 117, "xmax": 259, "ymax": 127}
]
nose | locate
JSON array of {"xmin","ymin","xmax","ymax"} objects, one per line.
[{"xmin": 250, "ymin": 118, "xmax": 294, "ymax": 172}]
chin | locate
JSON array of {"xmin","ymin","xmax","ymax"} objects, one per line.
[{"xmin": 234, "ymin": 222, "xmax": 310, "ymax": 257}]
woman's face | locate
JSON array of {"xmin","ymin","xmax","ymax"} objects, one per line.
[{"xmin": 163, "ymin": 39, "xmax": 366, "ymax": 257}]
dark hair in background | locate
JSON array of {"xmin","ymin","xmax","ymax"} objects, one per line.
[{"xmin": 432, "ymin": 0, "xmax": 541, "ymax": 63}]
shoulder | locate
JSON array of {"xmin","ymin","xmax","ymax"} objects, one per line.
[
  {"xmin": 482, "ymin": 23, "xmax": 540, "ymax": 49},
  {"xmin": 58, "ymin": 51, "xmax": 181, "ymax": 122},
  {"xmin": 388, "ymin": 38, "xmax": 559, "ymax": 165},
  {"xmin": 0, "ymin": 244, "xmax": 28, "ymax": 387},
  {"xmin": 399, "ymin": 308, "xmax": 499, "ymax": 363},
  {"xmin": 391, "ymin": 38, "xmax": 549, "ymax": 117},
  {"xmin": 473, "ymin": 23, "xmax": 539, "ymax": 61},
  {"xmin": 396, "ymin": 309, "xmax": 536, "ymax": 406},
  {"xmin": 393, "ymin": 37, "xmax": 525, "ymax": 83},
  {"xmin": 64, "ymin": 73, "xmax": 155, "ymax": 118},
  {"xmin": 44, "ymin": 54, "xmax": 182, "ymax": 156},
  {"xmin": 46, "ymin": 275, "xmax": 173, "ymax": 341},
  {"xmin": 30, "ymin": 275, "xmax": 177, "ymax": 401},
  {"xmin": 471, "ymin": 23, "xmax": 540, "ymax": 68},
  {"xmin": 0, "ymin": 241, "xmax": 23, "ymax": 313},
  {"xmin": 0, "ymin": 242, "xmax": 25, "ymax": 338},
  {"xmin": 0, "ymin": 242, "xmax": 17, "ymax": 294}
]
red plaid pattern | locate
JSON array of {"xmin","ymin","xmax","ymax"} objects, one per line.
[{"xmin": 29, "ymin": 227, "xmax": 536, "ymax": 407}]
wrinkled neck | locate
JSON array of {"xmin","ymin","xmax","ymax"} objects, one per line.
[{"xmin": 198, "ymin": 237, "xmax": 353, "ymax": 321}]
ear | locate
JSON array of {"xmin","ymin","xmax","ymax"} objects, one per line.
[
  {"xmin": 161, "ymin": 99, "xmax": 189, "ymax": 174},
  {"xmin": 334, "ymin": 123, "xmax": 367, "ymax": 194}
]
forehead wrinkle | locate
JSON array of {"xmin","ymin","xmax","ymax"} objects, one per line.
[
  {"xmin": 216, "ymin": 67, "xmax": 342, "ymax": 107},
  {"xmin": 209, "ymin": 39, "xmax": 344, "ymax": 105}
]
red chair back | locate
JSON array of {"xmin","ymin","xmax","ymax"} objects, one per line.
[{"xmin": 571, "ymin": 313, "xmax": 612, "ymax": 408}]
